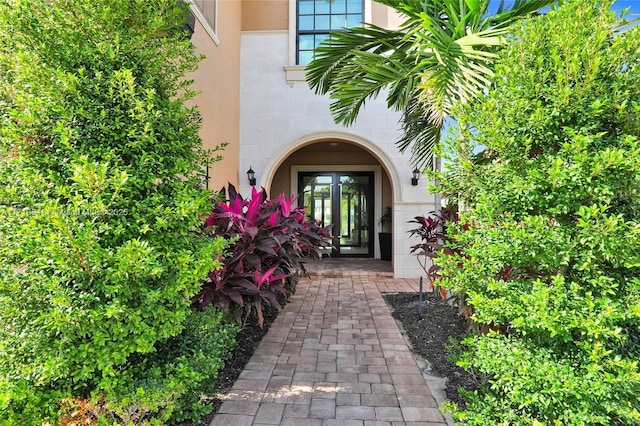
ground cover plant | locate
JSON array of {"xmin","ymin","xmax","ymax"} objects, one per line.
[
  {"xmin": 434, "ymin": 1, "xmax": 640, "ymax": 424},
  {"xmin": 0, "ymin": 0, "xmax": 234, "ymax": 424},
  {"xmin": 194, "ymin": 184, "xmax": 332, "ymax": 326}
]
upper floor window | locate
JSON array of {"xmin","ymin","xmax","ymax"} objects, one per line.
[
  {"xmin": 297, "ymin": 0, "xmax": 363, "ymax": 65},
  {"xmin": 190, "ymin": 0, "xmax": 218, "ymax": 43}
]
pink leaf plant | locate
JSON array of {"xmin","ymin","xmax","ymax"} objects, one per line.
[{"xmin": 194, "ymin": 183, "xmax": 332, "ymax": 326}]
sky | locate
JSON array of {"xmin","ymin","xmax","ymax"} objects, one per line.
[
  {"xmin": 488, "ymin": 0, "xmax": 640, "ymax": 16},
  {"xmin": 610, "ymin": 0, "xmax": 640, "ymax": 14}
]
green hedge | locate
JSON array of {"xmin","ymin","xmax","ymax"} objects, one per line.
[
  {"xmin": 95, "ymin": 307, "xmax": 238, "ymax": 425},
  {"xmin": 436, "ymin": 1, "xmax": 640, "ymax": 424},
  {"xmin": 0, "ymin": 0, "xmax": 230, "ymax": 424}
]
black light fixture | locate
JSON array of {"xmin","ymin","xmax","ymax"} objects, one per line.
[
  {"xmin": 247, "ymin": 166, "xmax": 256, "ymax": 186},
  {"xmin": 411, "ymin": 168, "xmax": 420, "ymax": 186}
]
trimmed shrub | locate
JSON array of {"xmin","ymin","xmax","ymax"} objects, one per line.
[
  {"xmin": 0, "ymin": 0, "xmax": 228, "ymax": 424},
  {"xmin": 94, "ymin": 307, "xmax": 238, "ymax": 425},
  {"xmin": 436, "ymin": 1, "xmax": 640, "ymax": 424},
  {"xmin": 194, "ymin": 184, "xmax": 332, "ymax": 326}
]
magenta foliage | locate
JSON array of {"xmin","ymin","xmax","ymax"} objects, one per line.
[
  {"xmin": 407, "ymin": 206, "xmax": 460, "ymax": 284},
  {"xmin": 194, "ymin": 184, "xmax": 332, "ymax": 325}
]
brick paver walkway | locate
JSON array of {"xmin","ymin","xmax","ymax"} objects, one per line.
[{"xmin": 211, "ymin": 263, "xmax": 447, "ymax": 426}]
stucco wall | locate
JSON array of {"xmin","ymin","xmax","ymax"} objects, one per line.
[
  {"xmin": 188, "ymin": 1, "xmax": 242, "ymax": 190},
  {"xmin": 239, "ymin": 31, "xmax": 434, "ymax": 278},
  {"xmin": 242, "ymin": 0, "xmax": 288, "ymax": 30},
  {"xmin": 373, "ymin": 1, "xmax": 404, "ymax": 28},
  {"xmin": 269, "ymin": 143, "xmax": 389, "ymax": 198},
  {"xmin": 242, "ymin": 0, "xmax": 402, "ymax": 33}
]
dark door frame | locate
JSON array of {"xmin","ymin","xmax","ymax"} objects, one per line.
[{"xmin": 298, "ymin": 171, "xmax": 375, "ymax": 257}]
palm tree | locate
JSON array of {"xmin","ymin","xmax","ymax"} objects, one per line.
[{"xmin": 306, "ymin": 0, "xmax": 556, "ymax": 169}]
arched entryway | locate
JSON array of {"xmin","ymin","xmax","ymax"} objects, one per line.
[{"xmin": 261, "ymin": 132, "xmax": 398, "ymax": 260}]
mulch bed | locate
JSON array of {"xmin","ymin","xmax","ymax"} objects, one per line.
[{"xmin": 383, "ymin": 291, "xmax": 479, "ymax": 408}]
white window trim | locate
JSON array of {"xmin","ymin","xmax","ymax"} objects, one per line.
[
  {"xmin": 189, "ymin": 0, "xmax": 220, "ymax": 45},
  {"xmin": 285, "ymin": 0, "xmax": 371, "ymax": 84}
]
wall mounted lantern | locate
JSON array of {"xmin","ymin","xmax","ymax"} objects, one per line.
[
  {"xmin": 411, "ymin": 168, "xmax": 420, "ymax": 186},
  {"xmin": 247, "ymin": 166, "xmax": 256, "ymax": 186}
]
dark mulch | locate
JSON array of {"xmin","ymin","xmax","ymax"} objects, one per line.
[
  {"xmin": 382, "ymin": 291, "xmax": 479, "ymax": 408},
  {"xmin": 176, "ymin": 303, "xmax": 280, "ymax": 426}
]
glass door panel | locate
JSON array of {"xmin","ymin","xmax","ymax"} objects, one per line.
[
  {"xmin": 301, "ymin": 174, "xmax": 333, "ymax": 227},
  {"xmin": 301, "ymin": 174, "xmax": 335, "ymax": 255},
  {"xmin": 339, "ymin": 174, "xmax": 370, "ymax": 255}
]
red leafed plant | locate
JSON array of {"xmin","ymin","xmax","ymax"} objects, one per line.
[
  {"xmin": 409, "ymin": 208, "xmax": 517, "ymax": 330},
  {"xmin": 408, "ymin": 205, "xmax": 460, "ymax": 286},
  {"xmin": 407, "ymin": 206, "xmax": 478, "ymax": 319},
  {"xmin": 193, "ymin": 184, "xmax": 332, "ymax": 326}
]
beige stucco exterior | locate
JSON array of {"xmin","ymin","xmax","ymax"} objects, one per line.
[
  {"xmin": 242, "ymin": 0, "xmax": 289, "ymax": 30},
  {"xmin": 269, "ymin": 141, "xmax": 392, "ymax": 210},
  {"xmin": 242, "ymin": 0, "xmax": 400, "ymax": 32},
  {"xmin": 188, "ymin": 0, "xmax": 242, "ymax": 190},
  {"xmin": 187, "ymin": 0, "xmax": 403, "ymax": 191},
  {"xmin": 371, "ymin": 1, "xmax": 404, "ymax": 28},
  {"xmin": 187, "ymin": 0, "xmax": 434, "ymax": 277}
]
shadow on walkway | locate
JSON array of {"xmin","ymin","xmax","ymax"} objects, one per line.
[{"xmin": 210, "ymin": 261, "xmax": 448, "ymax": 426}]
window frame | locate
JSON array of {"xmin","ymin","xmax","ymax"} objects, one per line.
[
  {"xmin": 295, "ymin": 0, "xmax": 365, "ymax": 65},
  {"xmin": 189, "ymin": 0, "xmax": 220, "ymax": 44}
]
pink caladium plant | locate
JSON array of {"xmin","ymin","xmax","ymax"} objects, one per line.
[{"xmin": 194, "ymin": 184, "xmax": 332, "ymax": 326}]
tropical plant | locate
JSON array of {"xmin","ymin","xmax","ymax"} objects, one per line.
[
  {"xmin": 408, "ymin": 206, "xmax": 476, "ymax": 316},
  {"xmin": 436, "ymin": 1, "xmax": 640, "ymax": 423},
  {"xmin": 306, "ymin": 0, "xmax": 555, "ymax": 169},
  {"xmin": 194, "ymin": 184, "xmax": 332, "ymax": 326},
  {"xmin": 379, "ymin": 206, "xmax": 393, "ymax": 233},
  {"xmin": 0, "ymin": 0, "xmax": 229, "ymax": 423},
  {"xmin": 408, "ymin": 206, "xmax": 459, "ymax": 285}
]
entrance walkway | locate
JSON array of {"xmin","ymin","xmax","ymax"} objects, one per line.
[{"xmin": 211, "ymin": 260, "xmax": 447, "ymax": 426}]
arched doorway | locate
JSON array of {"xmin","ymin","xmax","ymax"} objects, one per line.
[{"xmin": 267, "ymin": 137, "xmax": 394, "ymax": 259}]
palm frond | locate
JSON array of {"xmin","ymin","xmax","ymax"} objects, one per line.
[
  {"xmin": 307, "ymin": 24, "xmax": 410, "ymax": 96},
  {"xmin": 487, "ymin": 0, "xmax": 555, "ymax": 26},
  {"xmin": 396, "ymin": 96, "xmax": 442, "ymax": 170},
  {"xmin": 324, "ymin": 51, "xmax": 418, "ymax": 125},
  {"xmin": 306, "ymin": 0, "xmax": 556, "ymax": 168}
]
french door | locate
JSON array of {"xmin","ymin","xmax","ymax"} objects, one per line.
[{"xmin": 299, "ymin": 171, "xmax": 374, "ymax": 257}]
